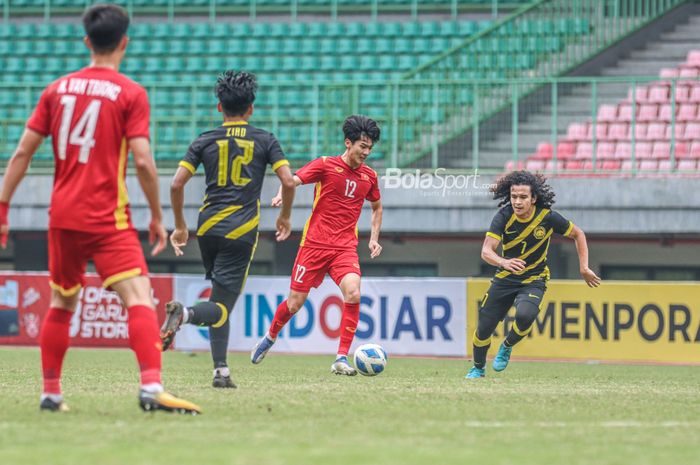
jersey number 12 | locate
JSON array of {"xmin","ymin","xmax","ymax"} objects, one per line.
[{"xmin": 58, "ymin": 95, "xmax": 102, "ymax": 163}]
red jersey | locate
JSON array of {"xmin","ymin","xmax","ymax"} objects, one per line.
[
  {"xmin": 296, "ymin": 156, "xmax": 380, "ymax": 250},
  {"xmin": 26, "ymin": 67, "xmax": 150, "ymax": 233}
]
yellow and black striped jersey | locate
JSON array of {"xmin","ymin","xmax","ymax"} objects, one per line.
[
  {"xmin": 179, "ymin": 121, "xmax": 289, "ymax": 245},
  {"xmin": 486, "ymin": 205, "xmax": 574, "ymax": 284}
]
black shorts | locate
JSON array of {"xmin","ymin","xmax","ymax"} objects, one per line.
[
  {"xmin": 478, "ymin": 278, "xmax": 547, "ymax": 323},
  {"xmin": 197, "ymin": 236, "xmax": 255, "ymax": 294}
]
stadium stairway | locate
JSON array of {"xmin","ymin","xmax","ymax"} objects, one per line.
[{"xmin": 476, "ymin": 5, "xmax": 700, "ymax": 173}]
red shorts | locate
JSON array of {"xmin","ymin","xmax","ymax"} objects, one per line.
[
  {"xmin": 48, "ymin": 228, "xmax": 148, "ymax": 296},
  {"xmin": 290, "ymin": 247, "xmax": 361, "ymax": 293}
]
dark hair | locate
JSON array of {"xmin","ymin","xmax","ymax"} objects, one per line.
[
  {"xmin": 215, "ymin": 70, "xmax": 257, "ymax": 117},
  {"xmin": 491, "ymin": 170, "xmax": 556, "ymax": 208},
  {"xmin": 343, "ymin": 115, "xmax": 380, "ymax": 144},
  {"xmin": 82, "ymin": 4, "xmax": 130, "ymax": 54}
]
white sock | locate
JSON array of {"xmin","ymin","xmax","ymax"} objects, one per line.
[
  {"xmin": 141, "ymin": 383, "xmax": 164, "ymax": 394},
  {"xmin": 182, "ymin": 308, "xmax": 191, "ymax": 324},
  {"xmin": 214, "ymin": 367, "xmax": 230, "ymax": 377},
  {"xmin": 41, "ymin": 393, "xmax": 63, "ymax": 403}
]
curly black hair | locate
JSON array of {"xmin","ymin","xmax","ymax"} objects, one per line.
[
  {"xmin": 215, "ymin": 70, "xmax": 257, "ymax": 117},
  {"xmin": 343, "ymin": 115, "xmax": 380, "ymax": 144},
  {"xmin": 491, "ymin": 170, "xmax": 556, "ymax": 208}
]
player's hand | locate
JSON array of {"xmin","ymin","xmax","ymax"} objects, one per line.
[
  {"xmin": 369, "ymin": 240, "xmax": 382, "ymax": 259},
  {"xmin": 170, "ymin": 227, "xmax": 189, "ymax": 256},
  {"xmin": 0, "ymin": 201, "xmax": 9, "ymax": 249},
  {"xmin": 271, "ymin": 194, "xmax": 283, "ymax": 208},
  {"xmin": 501, "ymin": 258, "xmax": 526, "ymax": 273},
  {"xmin": 149, "ymin": 219, "xmax": 168, "ymax": 256},
  {"xmin": 276, "ymin": 215, "xmax": 291, "ymax": 241},
  {"xmin": 580, "ymin": 267, "xmax": 601, "ymax": 288}
]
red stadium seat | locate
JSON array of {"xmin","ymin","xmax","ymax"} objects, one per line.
[
  {"xmin": 601, "ymin": 160, "xmax": 621, "ymax": 171},
  {"xmin": 621, "ymin": 160, "xmax": 637, "ymax": 172},
  {"xmin": 684, "ymin": 122, "xmax": 700, "ymax": 140},
  {"xmin": 634, "ymin": 123, "xmax": 649, "ymax": 140},
  {"xmin": 586, "ymin": 122, "xmax": 608, "ymax": 141},
  {"xmin": 566, "ymin": 123, "xmax": 588, "ymax": 141},
  {"xmin": 679, "ymin": 66, "xmax": 699, "ymax": 78},
  {"xmin": 638, "ymin": 104, "xmax": 658, "ymax": 122},
  {"xmin": 658, "ymin": 159, "xmax": 674, "ymax": 171},
  {"xmin": 675, "ymin": 142, "xmax": 689, "ymax": 158},
  {"xmin": 597, "ymin": 104, "xmax": 617, "ymax": 123},
  {"xmin": 652, "ymin": 141, "xmax": 670, "ymax": 159},
  {"xmin": 504, "ymin": 160, "xmax": 525, "ymax": 171},
  {"xmin": 596, "ymin": 142, "xmax": 616, "ymax": 159},
  {"xmin": 686, "ymin": 85, "xmax": 700, "ymax": 103},
  {"xmin": 556, "ymin": 142, "xmax": 576, "ymax": 159},
  {"xmin": 658, "ymin": 104, "xmax": 673, "ymax": 122},
  {"xmin": 525, "ymin": 159, "xmax": 546, "ymax": 172},
  {"xmin": 678, "ymin": 103, "xmax": 698, "ymax": 121},
  {"xmin": 647, "ymin": 123, "xmax": 667, "ymax": 140},
  {"xmin": 615, "ymin": 142, "xmax": 631, "ymax": 159},
  {"xmin": 564, "ymin": 160, "xmax": 584, "ymax": 171},
  {"xmin": 639, "ymin": 160, "xmax": 658, "ymax": 171},
  {"xmin": 659, "ymin": 67, "xmax": 679, "ymax": 78},
  {"xmin": 627, "ymin": 86, "xmax": 648, "ymax": 103},
  {"xmin": 675, "ymin": 85, "xmax": 691, "ymax": 102},
  {"xmin": 635, "ymin": 142, "xmax": 653, "ymax": 159},
  {"xmin": 617, "ymin": 103, "xmax": 633, "ymax": 122},
  {"xmin": 687, "ymin": 51, "xmax": 700, "ymax": 66},
  {"xmin": 544, "ymin": 160, "xmax": 564, "ymax": 173},
  {"xmin": 534, "ymin": 142, "xmax": 553, "ymax": 159},
  {"xmin": 690, "ymin": 142, "xmax": 700, "ymax": 158},
  {"xmin": 575, "ymin": 142, "xmax": 592, "ymax": 159},
  {"xmin": 665, "ymin": 123, "xmax": 686, "ymax": 141},
  {"xmin": 608, "ymin": 123, "xmax": 629, "ymax": 140},
  {"xmin": 677, "ymin": 159, "xmax": 697, "ymax": 171},
  {"xmin": 647, "ymin": 85, "xmax": 669, "ymax": 104}
]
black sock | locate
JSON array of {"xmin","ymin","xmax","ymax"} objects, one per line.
[
  {"xmin": 188, "ymin": 302, "xmax": 224, "ymax": 326},
  {"xmin": 208, "ymin": 281, "xmax": 240, "ymax": 369},
  {"xmin": 473, "ymin": 343, "xmax": 490, "ymax": 369},
  {"xmin": 504, "ymin": 329, "xmax": 525, "ymax": 347},
  {"xmin": 210, "ymin": 320, "xmax": 230, "ymax": 370}
]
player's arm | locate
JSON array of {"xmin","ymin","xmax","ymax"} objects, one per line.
[
  {"xmin": 481, "ymin": 235, "xmax": 525, "ymax": 273},
  {"xmin": 130, "ymin": 137, "xmax": 167, "ymax": 256},
  {"xmin": 566, "ymin": 224, "xmax": 601, "ymax": 288},
  {"xmin": 271, "ymin": 174, "xmax": 302, "ymax": 207},
  {"xmin": 369, "ymin": 199, "xmax": 383, "ymax": 259},
  {"xmin": 169, "ymin": 166, "xmax": 194, "ymax": 256},
  {"xmin": 273, "ymin": 164, "xmax": 296, "ymax": 242},
  {"xmin": 0, "ymin": 128, "xmax": 44, "ymax": 248}
]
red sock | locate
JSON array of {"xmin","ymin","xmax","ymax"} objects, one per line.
[
  {"xmin": 127, "ymin": 305, "xmax": 162, "ymax": 386},
  {"xmin": 40, "ymin": 307, "xmax": 73, "ymax": 395},
  {"xmin": 268, "ymin": 300, "xmax": 293, "ymax": 339},
  {"xmin": 337, "ymin": 302, "xmax": 360, "ymax": 357}
]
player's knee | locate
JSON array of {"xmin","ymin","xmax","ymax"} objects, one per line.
[
  {"xmin": 515, "ymin": 301, "xmax": 539, "ymax": 328},
  {"xmin": 476, "ymin": 316, "xmax": 498, "ymax": 341},
  {"xmin": 343, "ymin": 286, "xmax": 361, "ymax": 304},
  {"xmin": 287, "ymin": 294, "xmax": 307, "ymax": 314}
]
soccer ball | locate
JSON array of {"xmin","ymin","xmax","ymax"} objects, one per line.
[{"xmin": 353, "ymin": 343, "xmax": 388, "ymax": 376}]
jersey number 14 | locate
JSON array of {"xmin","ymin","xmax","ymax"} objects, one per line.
[{"xmin": 58, "ymin": 95, "xmax": 102, "ymax": 163}]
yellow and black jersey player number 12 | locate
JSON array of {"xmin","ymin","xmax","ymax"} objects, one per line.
[{"xmin": 215, "ymin": 137, "xmax": 254, "ymax": 187}]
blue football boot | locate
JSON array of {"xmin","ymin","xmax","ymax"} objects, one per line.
[
  {"xmin": 465, "ymin": 366, "xmax": 485, "ymax": 379},
  {"xmin": 492, "ymin": 343, "xmax": 513, "ymax": 372}
]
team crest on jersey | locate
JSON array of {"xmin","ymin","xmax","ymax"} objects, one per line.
[
  {"xmin": 534, "ymin": 226, "xmax": 546, "ymax": 239},
  {"xmin": 361, "ymin": 173, "xmax": 369, "ymax": 181},
  {"xmin": 335, "ymin": 167, "xmax": 344, "ymax": 173}
]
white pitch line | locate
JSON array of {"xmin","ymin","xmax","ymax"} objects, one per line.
[{"xmin": 460, "ymin": 421, "xmax": 697, "ymax": 428}]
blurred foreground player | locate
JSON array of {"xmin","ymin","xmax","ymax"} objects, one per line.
[
  {"xmin": 0, "ymin": 4, "xmax": 200, "ymax": 414},
  {"xmin": 161, "ymin": 70, "xmax": 295, "ymax": 388},
  {"xmin": 466, "ymin": 170, "xmax": 601, "ymax": 379},
  {"xmin": 251, "ymin": 115, "xmax": 383, "ymax": 376}
]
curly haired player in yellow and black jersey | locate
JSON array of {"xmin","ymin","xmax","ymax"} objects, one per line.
[{"xmin": 466, "ymin": 171, "xmax": 601, "ymax": 379}]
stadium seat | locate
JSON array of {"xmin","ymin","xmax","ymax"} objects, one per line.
[
  {"xmin": 557, "ymin": 142, "xmax": 576, "ymax": 158},
  {"xmin": 652, "ymin": 141, "xmax": 671, "ymax": 159},
  {"xmin": 678, "ymin": 103, "xmax": 698, "ymax": 122},
  {"xmin": 596, "ymin": 142, "xmax": 615, "ymax": 159},
  {"xmin": 677, "ymin": 159, "xmax": 697, "ymax": 171},
  {"xmin": 635, "ymin": 142, "xmax": 653, "ymax": 159},
  {"xmin": 597, "ymin": 104, "xmax": 617, "ymax": 122},
  {"xmin": 575, "ymin": 142, "xmax": 592, "ymax": 159},
  {"xmin": 617, "ymin": 103, "xmax": 633, "ymax": 122},
  {"xmin": 566, "ymin": 122, "xmax": 588, "ymax": 141},
  {"xmin": 648, "ymin": 85, "xmax": 669, "ymax": 104},
  {"xmin": 586, "ymin": 123, "xmax": 608, "ymax": 141},
  {"xmin": 608, "ymin": 123, "xmax": 629, "ymax": 140},
  {"xmin": 647, "ymin": 123, "xmax": 667, "ymax": 140},
  {"xmin": 634, "ymin": 123, "xmax": 648, "ymax": 141},
  {"xmin": 638, "ymin": 104, "xmax": 658, "ymax": 122},
  {"xmin": 684, "ymin": 122, "xmax": 700, "ymax": 140}
]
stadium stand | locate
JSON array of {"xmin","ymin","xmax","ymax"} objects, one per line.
[
  {"xmin": 0, "ymin": 12, "xmax": 588, "ymax": 164},
  {"xmin": 519, "ymin": 51, "xmax": 700, "ymax": 176}
]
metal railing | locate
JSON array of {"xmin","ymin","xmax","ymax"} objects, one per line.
[
  {"xmin": 2, "ymin": 75, "xmax": 700, "ymax": 177},
  {"xmin": 2, "ymin": 0, "xmax": 527, "ymax": 23}
]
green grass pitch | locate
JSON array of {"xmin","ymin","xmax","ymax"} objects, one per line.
[{"xmin": 1, "ymin": 346, "xmax": 698, "ymax": 465}]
